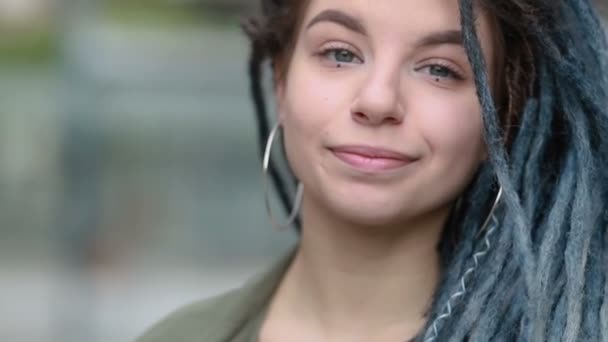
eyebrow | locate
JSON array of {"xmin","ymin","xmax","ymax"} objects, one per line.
[
  {"xmin": 414, "ymin": 30, "xmax": 463, "ymax": 48},
  {"xmin": 306, "ymin": 9, "xmax": 367, "ymax": 35},
  {"xmin": 305, "ymin": 9, "xmax": 463, "ymax": 49}
]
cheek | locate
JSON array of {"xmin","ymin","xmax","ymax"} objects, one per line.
[
  {"xmin": 278, "ymin": 62, "xmax": 337, "ymax": 177},
  {"xmin": 407, "ymin": 90, "xmax": 486, "ymax": 207},
  {"xmin": 280, "ymin": 61, "xmax": 353, "ymax": 143},
  {"xmin": 412, "ymin": 90, "xmax": 485, "ymax": 159}
]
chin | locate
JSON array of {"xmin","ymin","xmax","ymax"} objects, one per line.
[
  {"xmin": 324, "ymin": 192, "xmax": 418, "ymax": 229},
  {"xmin": 341, "ymin": 211, "xmax": 407, "ymax": 229}
]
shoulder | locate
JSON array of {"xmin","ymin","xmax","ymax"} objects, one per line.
[
  {"xmin": 136, "ymin": 247, "xmax": 296, "ymax": 342},
  {"xmin": 136, "ymin": 287, "xmax": 246, "ymax": 342}
]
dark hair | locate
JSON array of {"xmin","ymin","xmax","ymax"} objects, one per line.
[{"xmin": 242, "ymin": 0, "xmax": 608, "ymax": 340}]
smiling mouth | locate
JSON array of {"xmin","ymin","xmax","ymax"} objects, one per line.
[{"xmin": 329, "ymin": 145, "xmax": 416, "ymax": 172}]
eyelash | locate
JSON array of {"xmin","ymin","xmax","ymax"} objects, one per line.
[
  {"xmin": 416, "ymin": 61, "xmax": 466, "ymax": 81},
  {"xmin": 315, "ymin": 43, "xmax": 363, "ymax": 66},
  {"xmin": 314, "ymin": 43, "xmax": 466, "ymax": 81}
]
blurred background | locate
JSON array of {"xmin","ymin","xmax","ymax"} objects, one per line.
[
  {"xmin": 0, "ymin": 1, "xmax": 606, "ymax": 342},
  {"xmin": 0, "ymin": 1, "xmax": 298, "ymax": 341}
]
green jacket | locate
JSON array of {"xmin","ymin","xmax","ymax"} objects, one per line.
[{"xmin": 137, "ymin": 250, "xmax": 295, "ymax": 342}]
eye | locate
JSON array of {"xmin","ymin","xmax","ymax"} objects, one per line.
[
  {"xmin": 417, "ymin": 63, "xmax": 465, "ymax": 81},
  {"xmin": 429, "ymin": 65, "xmax": 454, "ymax": 78},
  {"xmin": 326, "ymin": 49, "xmax": 359, "ymax": 63},
  {"xmin": 316, "ymin": 43, "xmax": 363, "ymax": 67}
]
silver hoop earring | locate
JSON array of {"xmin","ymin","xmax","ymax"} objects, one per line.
[
  {"xmin": 263, "ymin": 122, "xmax": 304, "ymax": 230},
  {"xmin": 424, "ymin": 186, "xmax": 503, "ymax": 342},
  {"xmin": 475, "ymin": 186, "xmax": 503, "ymax": 239}
]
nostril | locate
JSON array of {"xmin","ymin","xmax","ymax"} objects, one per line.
[
  {"xmin": 385, "ymin": 117, "xmax": 401, "ymax": 125},
  {"xmin": 353, "ymin": 112, "xmax": 368, "ymax": 120}
]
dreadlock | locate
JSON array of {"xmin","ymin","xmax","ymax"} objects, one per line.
[
  {"xmin": 424, "ymin": 0, "xmax": 608, "ymax": 340},
  {"xmin": 242, "ymin": 0, "xmax": 608, "ymax": 340},
  {"xmin": 242, "ymin": 0, "xmax": 304, "ymax": 228}
]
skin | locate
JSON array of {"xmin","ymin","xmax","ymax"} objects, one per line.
[{"xmin": 261, "ymin": 0, "xmax": 498, "ymax": 341}]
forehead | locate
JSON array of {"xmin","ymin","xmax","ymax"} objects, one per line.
[
  {"xmin": 299, "ymin": 0, "xmax": 497, "ymax": 56},
  {"xmin": 298, "ymin": 0, "xmax": 498, "ymax": 73},
  {"xmin": 302, "ymin": 0, "xmax": 465, "ymax": 36}
]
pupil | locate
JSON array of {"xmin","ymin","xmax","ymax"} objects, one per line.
[
  {"xmin": 335, "ymin": 50, "xmax": 353, "ymax": 63},
  {"xmin": 430, "ymin": 65, "xmax": 449, "ymax": 77}
]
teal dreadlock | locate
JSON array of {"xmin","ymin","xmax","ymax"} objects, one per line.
[
  {"xmin": 243, "ymin": 0, "xmax": 608, "ymax": 340},
  {"xmin": 422, "ymin": 0, "xmax": 608, "ymax": 340}
]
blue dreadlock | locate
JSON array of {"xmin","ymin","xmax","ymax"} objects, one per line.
[
  {"xmin": 243, "ymin": 0, "xmax": 608, "ymax": 340},
  {"xmin": 422, "ymin": 0, "xmax": 608, "ymax": 340}
]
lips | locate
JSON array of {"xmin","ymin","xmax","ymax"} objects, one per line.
[{"xmin": 329, "ymin": 145, "xmax": 415, "ymax": 172}]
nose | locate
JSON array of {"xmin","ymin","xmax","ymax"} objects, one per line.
[{"xmin": 351, "ymin": 66, "xmax": 404, "ymax": 126}]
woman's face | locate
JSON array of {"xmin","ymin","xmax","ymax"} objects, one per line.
[{"xmin": 277, "ymin": 0, "xmax": 497, "ymax": 227}]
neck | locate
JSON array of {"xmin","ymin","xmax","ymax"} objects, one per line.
[{"xmin": 271, "ymin": 195, "xmax": 448, "ymax": 340}]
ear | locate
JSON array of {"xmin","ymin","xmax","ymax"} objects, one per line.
[
  {"xmin": 273, "ymin": 63, "xmax": 287, "ymax": 122},
  {"xmin": 479, "ymin": 143, "xmax": 489, "ymax": 163}
]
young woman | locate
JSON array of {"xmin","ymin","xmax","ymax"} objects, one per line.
[{"xmin": 139, "ymin": 0, "xmax": 608, "ymax": 341}]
